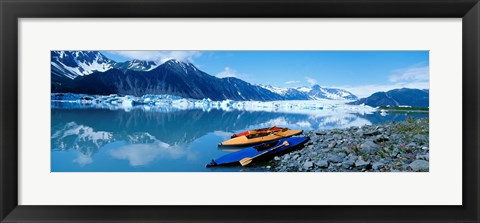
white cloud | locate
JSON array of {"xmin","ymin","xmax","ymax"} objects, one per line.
[
  {"xmin": 295, "ymin": 121, "xmax": 312, "ymax": 128},
  {"xmin": 213, "ymin": 131, "xmax": 234, "ymax": 140},
  {"xmin": 216, "ymin": 67, "xmax": 239, "ymax": 78},
  {"xmin": 261, "ymin": 117, "xmax": 289, "ymax": 127},
  {"xmin": 285, "ymin": 80, "xmax": 301, "ymax": 85},
  {"xmin": 333, "ymin": 64, "xmax": 430, "ymax": 98},
  {"xmin": 73, "ymin": 152, "xmax": 93, "ymax": 166},
  {"xmin": 389, "ymin": 65, "xmax": 429, "ymax": 83},
  {"xmin": 107, "ymin": 51, "xmax": 201, "ymax": 63},
  {"xmin": 305, "ymin": 77, "xmax": 318, "ymax": 85}
]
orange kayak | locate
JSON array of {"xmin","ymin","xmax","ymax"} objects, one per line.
[
  {"xmin": 230, "ymin": 126, "xmax": 286, "ymax": 139},
  {"xmin": 219, "ymin": 129, "xmax": 303, "ymax": 147}
]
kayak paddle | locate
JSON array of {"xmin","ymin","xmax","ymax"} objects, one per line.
[{"xmin": 239, "ymin": 141, "xmax": 289, "ymax": 166}]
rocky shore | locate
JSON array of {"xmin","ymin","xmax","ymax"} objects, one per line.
[{"xmin": 269, "ymin": 117, "xmax": 429, "ymax": 172}]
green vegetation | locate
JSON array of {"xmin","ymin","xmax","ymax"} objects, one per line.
[
  {"xmin": 394, "ymin": 117, "xmax": 429, "ymax": 135},
  {"xmin": 379, "ymin": 106, "xmax": 429, "ymax": 112}
]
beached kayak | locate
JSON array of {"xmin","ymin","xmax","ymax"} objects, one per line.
[
  {"xmin": 206, "ymin": 136, "xmax": 309, "ymax": 167},
  {"xmin": 230, "ymin": 126, "xmax": 286, "ymax": 138},
  {"xmin": 219, "ymin": 129, "xmax": 303, "ymax": 147}
]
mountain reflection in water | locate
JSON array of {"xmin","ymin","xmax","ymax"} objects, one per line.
[{"xmin": 51, "ymin": 108, "xmax": 428, "ymax": 172}]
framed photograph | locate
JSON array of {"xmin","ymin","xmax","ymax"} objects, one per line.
[{"xmin": 1, "ymin": 0, "xmax": 479, "ymax": 222}]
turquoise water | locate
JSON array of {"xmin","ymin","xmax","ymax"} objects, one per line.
[{"xmin": 51, "ymin": 108, "xmax": 428, "ymax": 172}]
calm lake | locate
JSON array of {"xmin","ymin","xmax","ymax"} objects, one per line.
[{"xmin": 51, "ymin": 107, "xmax": 428, "ymax": 172}]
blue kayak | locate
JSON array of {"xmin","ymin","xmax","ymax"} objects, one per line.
[{"xmin": 206, "ymin": 136, "xmax": 309, "ymax": 167}]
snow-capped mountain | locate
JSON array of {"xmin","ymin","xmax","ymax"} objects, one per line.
[
  {"xmin": 259, "ymin": 85, "xmax": 310, "ymax": 100},
  {"xmin": 51, "ymin": 51, "xmax": 159, "ymax": 81},
  {"xmin": 259, "ymin": 85, "xmax": 289, "ymax": 95},
  {"xmin": 113, "ymin": 59, "xmax": 158, "ymax": 71},
  {"xmin": 51, "ymin": 51, "xmax": 358, "ymax": 101},
  {"xmin": 53, "ymin": 59, "xmax": 284, "ymax": 101},
  {"xmin": 51, "ymin": 51, "xmax": 117, "ymax": 80},
  {"xmin": 307, "ymin": 85, "xmax": 358, "ymax": 100},
  {"xmin": 260, "ymin": 84, "xmax": 358, "ymax": 100}
]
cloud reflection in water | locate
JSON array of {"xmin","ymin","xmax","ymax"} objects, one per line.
[{"xmin": 109, "ymin": 139, "xmax": 198, "ymax": 167}]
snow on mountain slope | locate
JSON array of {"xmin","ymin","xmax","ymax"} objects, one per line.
[
  {"xmin": 51, "ymin": 51, "xmax": 358, "ymax": 101},
  {"xmin": 51, "ymin": 51, "xmax": 117, "ymax": 79},
  {"xmin": 259, "ymin": 84, "xmax": 358, "ymax": 100},
  {"xmin": 113, "ymin": 59, "xmax": 158, "ymax": 71},
  {"xmin": 259, "ymin": 85, "xmax": 289, "ymax": 95},
  {"xmin": 52, "ymin": 51, "xmax": 163, "ymax": 81},
  {"xmin": 310, "ymin": 86, "xmax": 358, "ymax": 100},
  {"xmin": 296, "ymin": 87, "xmax": 311, "ymax": 93}
]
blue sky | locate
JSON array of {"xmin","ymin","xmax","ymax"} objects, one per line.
[{"xmin": 102, "ymin": 51, "xmax": 429, "ymax": 98}]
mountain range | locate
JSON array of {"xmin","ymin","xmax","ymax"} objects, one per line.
[
  {"xmin": 260, "ymin": 84, "xmax": 358, "ymax": 100},
  {"xmin": 51, "ymin": 51, "xmax": 359, "ymax": 101},
  {"xmin": 348, "ymin": 88, "xmax": 429, "ymax": 107},
  {"xmin": 51, "ymin": 51, "xmax": 430, "ymax": 107}
]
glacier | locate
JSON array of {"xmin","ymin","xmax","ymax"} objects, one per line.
[{"xmin": 51, "ymin": 93, "xmax": 377, "ymax": 115}]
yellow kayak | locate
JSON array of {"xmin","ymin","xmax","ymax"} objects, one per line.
[{"xmin": 218, "ymin": 129, "xmax": 303, "ymax": 147}]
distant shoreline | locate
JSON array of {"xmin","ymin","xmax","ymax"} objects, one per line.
[{"xmin": 379, "ymin": 106, "xmax": 429, "ymax": 113}]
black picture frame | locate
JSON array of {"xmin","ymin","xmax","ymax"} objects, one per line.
[{"xmin": 1, "ymin": 0, "xmax": 479, "ymax": 222}]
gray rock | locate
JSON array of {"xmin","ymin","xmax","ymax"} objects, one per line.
[
  {"xmin": 355, "ymin": 159, "xmax": 370, "ymax": 168},
  {"xmin": 363, "ymin": 130, "xmax": 381, "ymax": 136},
  {"xmin": 347, "ymin": 153, "xmax": 358, "ymax": 160},
  {"xmin": 355, "ymin": 130, "xmax": 364, "ymax": 136},
  {"xmin": 422, "ymin": 146, "xmax": 429, "ymax": 150},
  {"xmin": 328, "ymin": 142, "xmax": 337, "ymax": 148},
  {"xmin": 360, "ymin": 140, "xmax": 380, "ymax": 153},
  {"xmin": 274, "ymin": 156, "xmax": 281, "ymax": 161},
  {"xmin": 374, "ymin": 135, "xmax": 389, "ymax": 143},
  {"xmin": 414, "ymin": 134, "xmax": 428, "ymax": 142},
  {"xmin": 315, "ymin": 160, "xmax": 329, "ymax": 168},
  {"xmin": 303, "ymin": 161, "xmax": 314, "ymax": 169},
  {"xmin": 333, "ymin": 134, "xmax": 342, "ymax": 139},
  {"xmin": 292, "ymin": 154, "xmax": 300, "ymax": 160},
  {"xmin": 327, "ymin": 154, "xmax": 343, "ymax": 163},
  {"xmin": 320, "ymin": 148, "xmax": 330, "ymax": 153},
  {"xmin": 319, "ymin": 143, "xmax": 329, "ymax": 148},
  {"xmin": 407, "ymin": 142, "xmax": 417, "ymax": 148},
  {"xmin": 391, "ymin": 134, "xmax": 401, "ymax": 140},
  {"xmin": 372, "ymin": 162, "xmax": 385, "ymax": 170},
  {"xmin": 409, "ymin": 160, "xmax": 429, "ymax": 172},
  {"xmin": 338, "ymin": 152, "xmax": 347, "ymax": 158},
  {"xmin": 416, "ymin": 154, "xmax": 429, "ymax": 161},
  {"xmin": 342, "ymin": 159, "xmax": 355, "ymax": 168}
]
